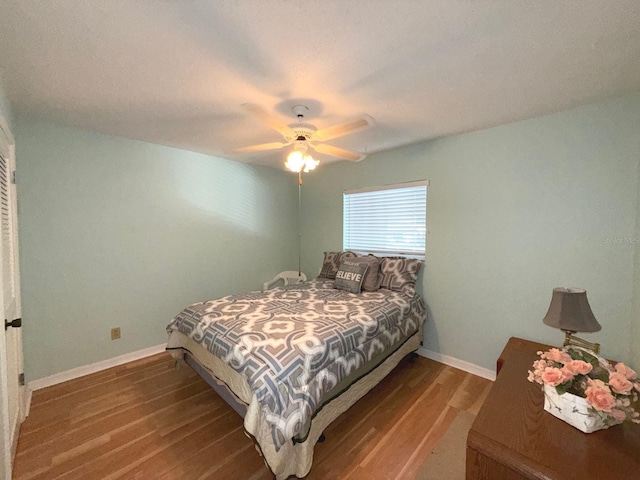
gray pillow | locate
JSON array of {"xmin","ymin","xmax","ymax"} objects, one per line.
[
  {"xmin": 351, "ymin": 255, "xmax": 382, "ymax": 291},
  {"xmin": 379, "ymin": 257, "xmax": 423, "ymax": 296},
  {"xmin": 318, "ymin": 251, "xmax": 357, "ymax": 279},
  {"xmin": 334, "ymin": 260, "xmax": 369, "ymax": 293}
]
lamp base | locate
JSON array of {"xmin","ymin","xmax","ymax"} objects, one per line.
[{"xmin": 562, "ymin": 331, "xmax": 600, "ymax": 354}]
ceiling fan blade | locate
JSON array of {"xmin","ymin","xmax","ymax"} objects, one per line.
[
  {"xmin": 242, "ymin": 103, "xmax": 294, "ymax": 139},
  {"xmin": 230, "ymin": 140, "xmax": 291, "ymax": 154},
  {"xmin": 310, "ymin": 143, "xmax": 366, "ymax": 162},
  {"xmin": 312, "ymin": 115, "xmax": 374, "ymax": 142}
]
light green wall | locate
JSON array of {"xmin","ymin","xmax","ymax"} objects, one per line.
[
  {"xmin": 10, "ymin": 93, "xmax": 640, "ymax": 381},
  {"xmin": 15, "ymin": 118, "xmax": 298, "ymax": 381},
  {"xmin": 632, "ymin": 161, "xmax": 640, "ymax": 370},
  {"xmin": 301, "ymin": 93, "xmax": 640, "ymax": 371}
]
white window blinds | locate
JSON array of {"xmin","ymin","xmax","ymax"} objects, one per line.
[{"xmin": 343, "ymin": 180, "xmax": 427, "ymax": 257}]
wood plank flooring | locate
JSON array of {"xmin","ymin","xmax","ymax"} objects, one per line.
[{"xmin": 13, "ymin": 352, "xmax": 492, "ymax": 480}]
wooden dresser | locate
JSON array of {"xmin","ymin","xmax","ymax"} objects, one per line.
[{"xmin": 466, "ymin": 337, "xmax": 640, "ymax": 479}]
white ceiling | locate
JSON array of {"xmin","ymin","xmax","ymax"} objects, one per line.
[{"xmin": 1, "ymin": 1, "xmax": 639, "ymax": 169}]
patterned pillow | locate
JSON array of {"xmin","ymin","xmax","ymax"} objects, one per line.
[
  {"xmin": 318, "ymin": 251, "xmax": 357, "ymax": 279},
  {"xmin": 379, "ymin": 257, "xmax": 423, "ymax": 296},
  {"xmin": 351, "ymin": 255, "xmax": 382, "ymax": 291},
  {"xmin": 335, "ymin": 260, "xmax": 369, "ymax": 294}
]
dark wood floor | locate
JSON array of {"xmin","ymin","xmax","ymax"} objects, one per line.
[{"xmin": 13, "ymin": 352, "xmax": 492, "ymax": 480}]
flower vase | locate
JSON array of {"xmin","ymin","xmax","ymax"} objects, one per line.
[{"xmin": 543, "ymin": 384, "xmax": 622, "ymax": 433}]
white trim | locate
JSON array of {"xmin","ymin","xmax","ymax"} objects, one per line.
[
  {"xmin": 9, "ymin": 419, "xmax": 18, "ymax": 465},
  {"xmin": 417, "ymin": 347, "xmax": 496, "ymax": 381},
  {"xmin": 344, "ymin": 179, "xmax": 429, "ymax": 195},
  {"xmin": 23, "ymin": 389, "xmax": 31, "ymax": 419},
  {"xmin": 0, "ymin": 116, "xmax": 15, "ymax": 147},
  {"xmin": 27, "ymin": 343, "xmax": 167, "ymax": 392},
  {"xmin": 0, "ymin": 114, "xmax": 14, "ymax": 480}
]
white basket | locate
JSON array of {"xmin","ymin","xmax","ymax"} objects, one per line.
[{"xmin": 543, "ymin": 384, "xmax": 621, "ymax": 433}]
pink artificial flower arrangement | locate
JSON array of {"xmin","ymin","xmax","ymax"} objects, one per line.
[{"xmin": 528, "ymin": 346, "xmax": 640, "ymax": 425}]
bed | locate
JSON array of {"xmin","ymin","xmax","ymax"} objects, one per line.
[{"xmin": 166, "ymin": 253, "xmax": 427, "ymax": 479}]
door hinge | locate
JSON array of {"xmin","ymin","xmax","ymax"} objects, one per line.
[
  {"xmin": 11, "ymin": 170, "xmax": 16, "ymax": 185},
  {"xmin": 18, "ymin": 373, "xmax": 25, "ymax": 386}
]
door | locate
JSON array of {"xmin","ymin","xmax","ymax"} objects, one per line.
[{"xmin": 0, "ymin": 118, "xmax": 24, "ymax": 479}]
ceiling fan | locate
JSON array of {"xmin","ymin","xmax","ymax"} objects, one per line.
[{"xmin": 229, "ymin": 104, "xmax": 375, "ymax": 165}]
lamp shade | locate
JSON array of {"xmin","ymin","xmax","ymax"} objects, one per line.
[{"xmin": 542, "ymin": 287, "xmax": 601, "ymax": 333}]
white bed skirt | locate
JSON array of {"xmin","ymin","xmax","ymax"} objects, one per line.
[{"xmin": 167, "ymin": 329, "xmax": 422, "ymax": 479}]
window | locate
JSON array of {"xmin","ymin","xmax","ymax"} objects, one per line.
[{"xmin": 343, "ymin": 180, "xmax": 427, "ymax": 258}]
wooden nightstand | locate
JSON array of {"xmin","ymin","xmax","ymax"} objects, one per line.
[
  {"xmin": 466, "ymin": 337, "xmax": 640, "ymax": 479},
  {"xmin": 495, "ymin": 337, "xmax": 550, "ymax": 375}
]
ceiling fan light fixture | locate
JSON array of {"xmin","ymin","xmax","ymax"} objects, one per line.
[
  {"xmin": 285, "ymin": 150, "xmax": 318, "ymax": 173},
  {"xmin": 303, "ymin": 155, "xmax": 319, "ymax": 173},
  {"xmin": 234, "ymin": 103, "xmax": 373, "ymax": 165}
]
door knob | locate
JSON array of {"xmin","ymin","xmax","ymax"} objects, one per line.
[{"xmin": 4, "ymin": 318, "xmax": 22, "ymax": 330}]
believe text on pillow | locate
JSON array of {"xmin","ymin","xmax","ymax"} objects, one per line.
[{"xmin": 336, "ymin": 270, "xmax": 362, "ymax": 282}]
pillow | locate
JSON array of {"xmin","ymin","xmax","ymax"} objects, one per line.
[
  {"xmin": 350, "ymin": 255, "xmax": 382, "ymax": 291},
  {"xmin": 379, "ymin": 257, "xmax": 423, "ymax": 297},
  {"xmin": 334, "ymin": 260, "xmax": 369, "ymax": 294},
  {"xmin": 318, "ymin": 251, "xmax": 357, "ymax": 279}
]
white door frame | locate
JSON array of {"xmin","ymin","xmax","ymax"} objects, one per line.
[
  {"xmin": 0, "ymin": 288, "xmax": 9, "ymax": 480},
  {"xmin": 0, "ymin": 112, "xmax": 20, "ymax": 480}
]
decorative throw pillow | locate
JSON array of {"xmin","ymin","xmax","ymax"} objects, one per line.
[
  {"xmin": 379, "ymin": 257, "xmax": 423, "ymax": 297},
  {"xmin": 334, "ymin": 260, "xmax": 369, "ymax": 293},
  {"xmin": 351, "ymin": 255, "xmax": 382, "ymax": 291},
  {"xmin": 318, "ymin": 251, "xmax": 357, "ymax": 279}
]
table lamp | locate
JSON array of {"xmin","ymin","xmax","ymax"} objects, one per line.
[{"xmin": 542, "ymin": 287, "xmax": 601, "ymax": 353}]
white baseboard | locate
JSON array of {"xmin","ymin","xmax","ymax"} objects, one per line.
[
  {"xmin": 23, "ymin": 388, "xmax": 32, "ymax": 418},
  {"xmin": 417, "ymin": 347, "xmax": 496, "ymax": 381},
  {"xmin": 27, "ymin": 343, "xmax": 167, "ymax": 393}
]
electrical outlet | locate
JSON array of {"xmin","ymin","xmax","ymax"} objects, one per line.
[{"xmin": 111, "ymin": 327, "xmax": 121, "ymax": 340}]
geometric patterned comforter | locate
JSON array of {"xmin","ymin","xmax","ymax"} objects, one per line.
[{"xmin": 166, "ymin": 279, "xmax": 427, "ymax": 451}]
